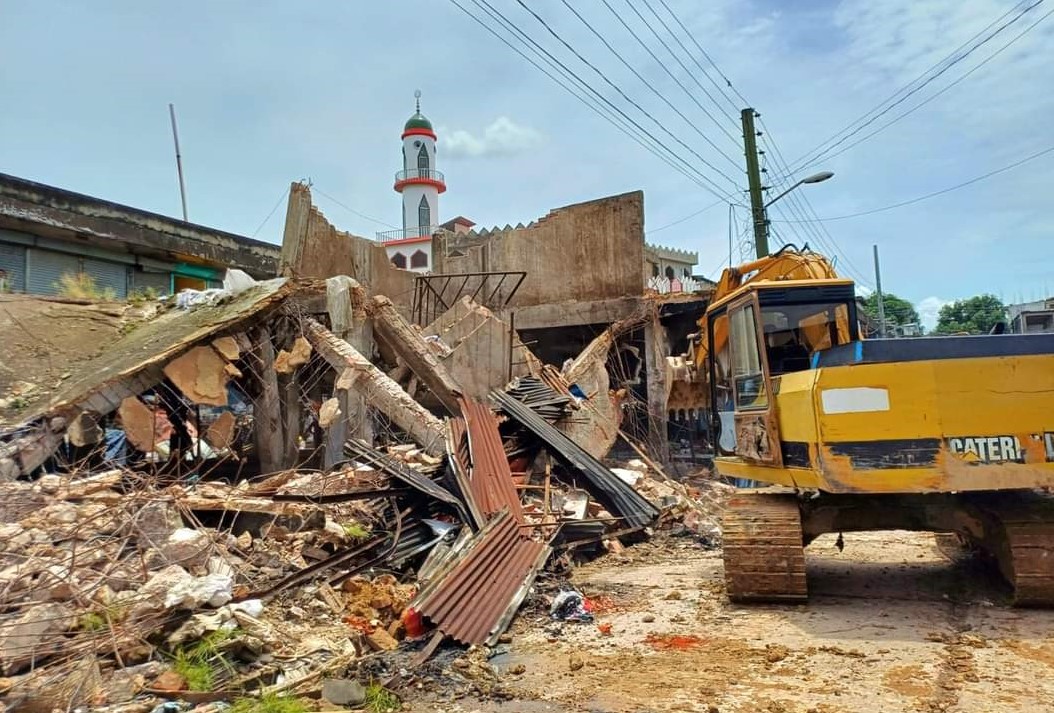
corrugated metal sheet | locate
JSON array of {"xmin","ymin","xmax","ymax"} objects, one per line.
[
  {"xmin": 132, "ymin": 270, "xmax": 172, "ymax": 296},
  {"xmin": 343, "ymin": 438, "xmax": 470, "ymax": 523},
  {"xmin": 410, "ymin": 510, "xmax": 550, "ymax": 646},
  {"xmin": 27, "ymin": 248, "xmax": 80, "ymax": 295},
  {"xmin": 457, "ymin": 397, "xmax": 524, "ymax": 524},
  {"xmin": 0, "ymin": 241, "xmax": 26, "ymax": 292},
  {"xmin": 491, "ymin": 389, "xmax": 660, "ymax": 530},
  {"xmin": 82, "ymin": 256, "xmax": 129, "ymax": 299}
]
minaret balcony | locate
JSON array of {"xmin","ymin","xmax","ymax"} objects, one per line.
[
  {"xmin": 376, "ymin": 225, "xmax": 443, "ymax": 244},
  {"xmin": 394, "ymin": 168, "xmax": 447, "ymax": 193}
]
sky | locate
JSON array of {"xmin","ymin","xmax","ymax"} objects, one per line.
[{"xmin": 1, "ymin": 0, "xmax": 1051, "ymax": 330}]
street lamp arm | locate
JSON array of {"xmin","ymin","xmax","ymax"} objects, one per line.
[
  {"xmin": 763, "ymin": 170, "xmax": 835, "ymax": 209},
  {"xmin": 764, "ymin": 179, "xmax": 804, "ymax": 209}
]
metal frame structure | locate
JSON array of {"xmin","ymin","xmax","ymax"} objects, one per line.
[{"xmin": 411, "ymin": 270, "xmax": 527, "ymax": 326}]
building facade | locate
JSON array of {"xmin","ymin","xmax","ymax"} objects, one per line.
[
  {"xmin": 378, "ymin": 93, "xmax": 446, "ymax": 273},
  {"xmin": 0, "ymin": 173, "xmax": 279, "ymax": 299},
  {"xmin": 1008, "ymin": 298, "xmax": 1054, "ymax": 334}
]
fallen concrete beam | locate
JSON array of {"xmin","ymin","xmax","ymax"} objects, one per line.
[
  {"xmin": 370, "ymin": 296, "xmax": 462, "ymax": 415},
  {"xmin": 303, "ymin": 318, "xmax": 446, "ymax": 456}
]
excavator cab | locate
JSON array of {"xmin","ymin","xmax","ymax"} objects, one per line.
[{"xmin": 706, "ymin": 279, "xmax": 859, "ymax": 463}]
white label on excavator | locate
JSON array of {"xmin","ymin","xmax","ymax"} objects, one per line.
[{"xmin": 821, "ymin": 387, "xmax": 890, "ymax": 414}]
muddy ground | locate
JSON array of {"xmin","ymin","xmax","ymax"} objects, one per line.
[{"xmin": 407, "ymin": 531, "xmax": 1054, "ymax": 713}]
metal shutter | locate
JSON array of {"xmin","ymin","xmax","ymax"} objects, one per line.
[
  {"xmin": 0, "ymin": 242, "xmax": 26, "ymax": 292},
  {"xmin": 132, "ymin": 270, "xmax": 172, "ymax": 296},
  {"xmin": 81, "ymin": 257, "xmax": 129, "ymax": 299},
  {"xmin": 27, "ymin": 249, "xmax": 81, "ymax": 296}
]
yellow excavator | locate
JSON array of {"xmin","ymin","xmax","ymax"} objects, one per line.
[{"xmin": 678, "ymin": 245, "xmax": 1054, "ymax": 605}]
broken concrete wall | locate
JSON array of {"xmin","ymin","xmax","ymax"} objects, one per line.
[
  {"xmin": 432, "ymin": 191, "xmax": 646, "ymax": 308},
  {"xmin": 280, "ymin": 183, "xmax": 414, "ymax": 310},
  {"xmin": 424, "ymin": 297, "xmax": 535, "ymax": 401}
]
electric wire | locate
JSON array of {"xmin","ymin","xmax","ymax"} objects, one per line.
[
  {"xmin": 786, "ymin": 0, "xmax": 1045, "ymax": 176},
  {"xmin": 251, "ymin": 186, "xmax": 291, "ymax": 238},
  {"xmin": 312, "ymin": 187, "xmax": 398, "ymax": 229},
  {"xmin": 640, "ymin": 0, "xmax": 741, "ymax": 120},
  {"xmin": 769, "ymin": 143, "xmax": 1054, "ymax": 222},
  {"xmin": 655, "ymin": 0, "xmax": 751, "ymax": 109},
  {"xmin": 450, "ymin": 0, "xmax": 721, "ymax": 193},
  {"xmin": 785, "ymin": 5, "xmax": 1054, "ymax": 170},
  {"xmin": 646, "ymin": 197, "xmax": 729, "ymax": 234},
  {"xmin": 512, "ymin": 0, "xmax": 742, "ymax": 196},
  {"xmin": 557, "ymin": 0, "xmax": 744, "ymax": 163},
  {"xmin": 583, "ymin": 0, "xmax": 741, "ymax": 150},
  {"xmin": 455, "ymin": 0, "xmax": 736, "ymax": 198}
]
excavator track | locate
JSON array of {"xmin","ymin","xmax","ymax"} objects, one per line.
[
  {"xmin": 722, "ymin": 492, "xmax": 807, "ymax": 603},
  {"xmin": 980, "ymin": 493, "xmax": 1054, "ymax": 607}
]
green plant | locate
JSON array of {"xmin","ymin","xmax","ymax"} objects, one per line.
[
  {"xmin": 342, "ymin": 522, "xmax": 371, "ymax": 540},
  {"xmin": 364, "ymin": 681, "xmax": 400, "ymax": 713},
  {"xmin": 173, "ymin": 649, "xmax": 214, "ymax": 692},
  {"xmin": 228, "ymin": 693, "xmax": 310, "ymax": 713},
  {"xmin": 78, "ymin": 611, "xmax": 108, "ymax": 632},
  {"xmin": 54, "ymin": 272, "xmax": 117, "ymax": 301},
  {"xmin": 167, "ymin": 628, "xmax": 242, "ymax": 692},
  {"xmin": 127, "ymin": 286, "xmax": 161, "ymax": 304}
]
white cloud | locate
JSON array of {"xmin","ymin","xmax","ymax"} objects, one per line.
[
  {"xmin": 441, "ymin": 116, "xmax": 543, "ymax": 159},
  {"xmin": 917, "ymin": 296, "xmax": 949, "ymax": 331}
]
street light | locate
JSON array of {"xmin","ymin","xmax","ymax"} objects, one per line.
[{"xmin": 764, "ymin": 170, "xmax": 834, "ymax": 209}]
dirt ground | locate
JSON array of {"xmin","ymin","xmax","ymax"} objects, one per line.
[
  {"xmin": 0, "ymin": 295, "xmax": 133, "ymax": 424},
  {"xmin": 407, "ymin": 531, "xmax": 1054, "ymax": 713}
]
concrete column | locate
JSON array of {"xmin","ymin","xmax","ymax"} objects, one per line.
[
  {"xmin": 643, "ymin": 312, "xmax": 671, "ymax": 465},
  {"xmin": 324, "ymin": 276, "xmax": 373, "ymax": 468}
]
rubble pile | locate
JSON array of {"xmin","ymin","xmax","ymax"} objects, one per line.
[{"xmin": 0, "ymin": 275, "xmax": 726, "ymax": 710}]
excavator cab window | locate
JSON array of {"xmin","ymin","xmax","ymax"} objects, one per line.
[
  {"xmin": 761, "ymin": 302, "xmax": 854, "ymax": 374},
  {"xmin": 729, "ymin": 303, "xmax": 768, "ymax": 410}
]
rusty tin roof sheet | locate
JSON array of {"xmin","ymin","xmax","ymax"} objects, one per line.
[
  {"xmin": 457, "ymin": 398, "xmax": 525, "ymax": 524},
  {"xmin": 409, "ymin": 509, "xmax": 550, "ymax": 646}
]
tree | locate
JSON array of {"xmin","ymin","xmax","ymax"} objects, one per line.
[
  {"xmin": 861, "ymin": 293, "xmax": 921, "ymax": 333},
  {"xmin": 934, "ymin": 294, "xmax": 1007, "ymax": 335}
]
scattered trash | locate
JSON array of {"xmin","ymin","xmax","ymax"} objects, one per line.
[{"xmin": 550, "ymin": 590, "xmax": 594, "ymax": 622}]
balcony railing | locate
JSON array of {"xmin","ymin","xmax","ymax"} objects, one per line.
[
  {"xmin": 395, "ymin": 168, "xmax": 446, "ymax": 184},
  {"xmin": 376, "ymin": 225, "xmax": 443, "ymax": 243}
]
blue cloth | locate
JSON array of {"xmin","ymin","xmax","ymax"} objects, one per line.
[{"xmin": 103, "ymin": 429, "xmax": 129, "ymax": 465}]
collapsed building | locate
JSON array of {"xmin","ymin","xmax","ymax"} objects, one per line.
[
  {"xmin": 0, "ymin": 181, "xmax": 725, "ymax": 710},
  {"xmin": 281, "ymin": 182, "xmax": 714, "ymax": 465}
]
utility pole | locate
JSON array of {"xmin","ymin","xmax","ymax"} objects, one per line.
[
  {"xmin": 741, "ymin": 108, "xmax": 768, "ymax": 259},
  {"xmin": 873, "ymin": 244, "xmax": 886, "ymax": 338},
  {"xmin": 169, "ymin": 103, "xmax": 189, "ymax": 222}
]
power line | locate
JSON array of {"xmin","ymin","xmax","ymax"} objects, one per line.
[
  {"xmin": 591, "ymin": 0, "xmax": 741, "ymax": 149},
  {"xmin": 785, "ymin": 5, "xmax": 1054, "ymax": 170},
  {"xmin": 786, "ymin": 0, "xmax": 1045, "ymax": 176},
  {"xmin": 769, "ymin": 143, "xmax": 1054, "ymax": 222},
  {"xmin": 646, "ymin": 196, "xmax": 729, "ymax": 234},
  {"xmin": 459, "ymin": 0, "xmax": 740, "ymax": 199},
  {"xmin": 654, "ymin": 0, "xmax": 750, "ymax": 110},
  {"xmin": 450, "ymin": 0, "xmax": 723, "ymax": 193},
  {"xmin": 557, "ymin": 0, "xmax": 743, "ymax": 163},
  {"xmin": 757, "ymin": 120, "xmax": 874, "ymax": 287},
  {"xmin": 511, "ymin": 0, "xmax": 741, "ymax": 196},
  {"xmin": 251, "ymin": 186, "xmax": 290, "ymax": 238},
  {"xmin": 312, "ymin": 186, "xmax": 397, "ymax": 229},
  {"xmin": 640, "ymin": 0, "xmax": 741, "ymax": 118}
]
